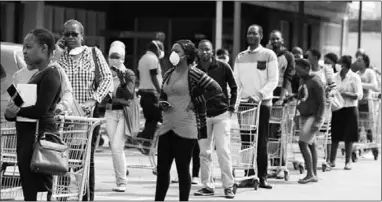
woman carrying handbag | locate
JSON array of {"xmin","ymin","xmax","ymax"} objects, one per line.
[
  {"xmin": 104, "ymin": 41, "xmax": 138, "ymax": 192},
  {"xmin": 4, "ymin": 28, "xmax": 63, "ymax": 201}
]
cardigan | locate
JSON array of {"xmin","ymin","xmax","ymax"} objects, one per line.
[{"xmin": 160, "ymin": 66, "xmax": 223, "ymax": 139}]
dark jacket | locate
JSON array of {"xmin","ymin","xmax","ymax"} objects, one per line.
[
  {"xmin": 276, "ymin": 47, "xmax": 295, "ymax": 93},
  {"xmin": 297, "ymin": 74, "xmax": 326, "ymax": 123},
  {"xmin": 196, "ymin": 58, "xmax": 238, "ymax": 117}
]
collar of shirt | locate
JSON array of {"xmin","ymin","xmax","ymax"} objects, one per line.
[
  {"xmin": 196, "ymin": 58, "xmax": 219, "ymax": 72},
  {"xmin": 246, "ymin": 45, "xmax": 263, "ymax": 54},
  {"xmin": 68, "ymin": 46, "xmax": 86, "ymax": 56}
]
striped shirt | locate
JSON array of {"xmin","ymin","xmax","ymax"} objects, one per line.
[
  {"xmin": 234, "ymin": 45, "xmax": 279, "ymax": 105},
  {"xmin": 57, "ymin": 46, "xmax": 113, "ymax": 104},
  {"xmin": 160, "ymin": 66, "xmax": 223, "ymax": 139}
]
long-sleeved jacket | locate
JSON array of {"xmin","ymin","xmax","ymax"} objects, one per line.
[{"xmin": 160, "ymin": 66, "xmax": 223, "ymax": 139}]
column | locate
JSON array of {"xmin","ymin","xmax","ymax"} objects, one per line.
[
  {"xmin": 22, "ymin": 2, "xmax": 44, "ymax": 38},
  {"xmin": 215, "ymin": 1, "xmax": 223, "ymax": 50},
  {"xmin": 232, "ymin": 1, "xmax": 241, "ymax": 61},
  {"xmin": 297, "ymin": 1, "xmax": 304, "ymax": 48},
  {"xmin": 2, "ymin": 2, "xmax": 16, "ymax": 42}
]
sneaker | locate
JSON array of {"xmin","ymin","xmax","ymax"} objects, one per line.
[
  {"xmin": 224, "ymin": 188, "xmax": 235, "ymax": 199},
  {"xmin": 192, "ymin": 177, "xmax": 199, "ymax": 185},
  {"xmin": 112, "ymin": 184, "xmax": 126, "ymax": 192},
  {"xmin": 344, "ymin": 163, "xmax": 352, "ymax": 170},
  {"xmin": 171, "ymin": 177, "xmax": 178, "ymax": 183},
  {"xmin": 194, "ymin": 188, "xmax": 214, "ymax": 196}
]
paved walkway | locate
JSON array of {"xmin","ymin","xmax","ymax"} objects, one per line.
[{"xmin": 94, "ymin": 147, "xmax": 381, "ymax": 200}]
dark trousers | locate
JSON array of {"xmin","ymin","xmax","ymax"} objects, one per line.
[
  {"xmin": 192, "ymin": 142, "xmax": 200, "ymax": 178},
  {"xmin": 155, "ymin": 130, "xmax": 197, "ymax": 201},
  {"xmin": 82, "ymin": 106, "xmax": 101, "ymax": 201},
  {"xmin": 16, "ymin": 121, "xmax": 55, "ymax": 201},
  {"xmin": 240, "ymin": 105, "xmax": 270, "ymax": 180},
  {"xmin": 138, "ymin": 91, "xmax": 162, "ymax": 140}
]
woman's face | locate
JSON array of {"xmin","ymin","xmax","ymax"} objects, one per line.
[
  {"xmin": 171, "ymin": 43, "xmax": 186, "ymax": 64},
  {"xmin": 23, "ymin": 34, "xmax": 47, "ymax": 67},
  {"xmin": 63, "ymin": 23, "xmax": 83, "ymax": 49}
]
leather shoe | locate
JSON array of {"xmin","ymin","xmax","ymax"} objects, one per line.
[{"xmin": 259, "ymin": 179, "xmax": 272, "ymax": 189}]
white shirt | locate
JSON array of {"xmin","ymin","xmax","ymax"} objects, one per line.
[
  {"xmin": 138, "ymin": 51, "xmax": 162, "ymax": 90},
  {"xmin": 334, "ymin": 70, "xmax": 363, "ymax": 108}
]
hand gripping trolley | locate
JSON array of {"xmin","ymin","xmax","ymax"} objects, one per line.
[{"xmin": 230, "ymin": 100, "xmax": 261, "ymax": 192}]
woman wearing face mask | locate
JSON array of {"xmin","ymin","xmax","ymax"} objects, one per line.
[
  {"xmin": 328, "ymin": 55, "xmax": 363, "ymax": 170},
  {"xmin": 4, "ymin": 28, "xmax": 62, "ymax": 201},
  {"xmin": 105, "ymin": 41, "xmax": 138, "ymax": 192},
  {"xmin": 155, "ymin": 40, "xmax": 223, "ymax": 201},
  {"xmin": 354, "ymin": 54, "xmax": 379, "ymax": 143}
]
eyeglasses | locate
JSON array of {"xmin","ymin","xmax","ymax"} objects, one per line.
[{"xmin": 63, "ymin": 31, "xmax": 79, "ymax": 38}]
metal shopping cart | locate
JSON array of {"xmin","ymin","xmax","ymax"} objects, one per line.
[
  {"xmin": 342, "ymin": 98, "xmax": 381, "ymax": 162},
  {"xmin": 50, "ymin": 115, "xmax": 105, "ymax": 201},
  {"xmin": 291, "ymin": 102, "xmax": 332, "ymax": 173},
  {"xmin": 267, "ymin": 102, "xmax": 294, "ymax": 181},
  {"xmin": 229, "ymin": 101, "xmax": 261, "ymax": 192},
  {"xmin": 1, "ymin": 126, "xmax": 23, "ymax": 201}
]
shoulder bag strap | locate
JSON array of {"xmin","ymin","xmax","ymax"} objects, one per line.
[{"xmin": 92, "ymin": 47, "xmax": 100, "ymax": 89}]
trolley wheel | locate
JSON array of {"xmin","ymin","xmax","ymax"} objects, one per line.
[
  {"xmin": 152, "ymin": 168, "xmax": 157, "ymax": 175},
  {"xmin": 352, "ymin": 152, "xmax": 358, "ymax": 163},
  {"xmin": 322, "ymin": 164, "xmax": 327, "ymax": 172},
  {"xmin": 126, "ymin": 169, "xmax": 129, "ymax": 176},
  {"xmin": 233, "ymin": 184, "xmax": 238, "ymax": 194},
  {"xmin": 372, "ymin": 148, "xmax": 379, "ymax": 160},
  {"xmin": 232, "ymin": 169, "xmax": 235, "ymax": 177},
  {"xmin": 293, "ymin": 162, "xmax": 298, "ymax": 170},
  {"xmin": 298, "ymin": 164, "xmax": 305, "ymax": 174},
  {"xmin": 253, "ymin": 179, "xmax": 259, "ymax": 190},
  {"xmin": 284, "ymin": 170, "xmax": 289, "ymax": 181}
]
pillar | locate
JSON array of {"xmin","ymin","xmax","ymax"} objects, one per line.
[
  {"xmin": 297, "ymin": 1, "xmax": 304, "ymax": 48},
  {"xmin": 22, "ymin": 2, "xmax": 44, "ymax": 38},
  {"xmin": 232, "ymin": 1, "xmax": 241, "ymax": 61},
  {"xmin": 357, "ymin": 1, "xmax": 363, "ymax": 49},
  {"xmin": 215, "ymin": 1, "xmax": 223, "ymax": 50}
]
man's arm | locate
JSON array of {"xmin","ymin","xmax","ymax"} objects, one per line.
[
  {"xmin": 92, "ymin": 47, "xmax": 113, "ymax": 103},
  {"xmin": 224, "ymin": 62, "xmax": 238, "ymax": 112},
  {"xmin": 280, "ymin": 51, "xmax": 295, "ymax": 98},
  {"xmin": 259, "ymin": 51, "xmax": 279, "ymax": 100}
]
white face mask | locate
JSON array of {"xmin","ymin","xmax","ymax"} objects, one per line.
[
  {"xmin": 169, "ymin": 51, "xmax": 180, "ymax": 66},
  {"xmin": 109, "ymin": 58, "xmax": 124, "ymax": 69},
  {"xmin": 69, "ymin": 46, "xmax": 85, "ymax": 56},
  {"xmin": 159, "ymin": 51, "xmax": 164, "ymax": 59}
]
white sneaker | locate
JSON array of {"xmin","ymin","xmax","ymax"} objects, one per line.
[
  {"xmin": 192, "ymin": 177, "xmax": 199, "ymax": 185},
  {"xmin": 171, "ymin": 177, "xmax": 179, "ymax": 183},
  {"xmin": 112, "ymin": 184, "xmax": 126, "ymax": 192}
]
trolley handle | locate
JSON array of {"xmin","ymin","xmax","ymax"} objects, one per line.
[{"xmin": 54, "ymin": 115, "xmax": 106, "ymax": 123}]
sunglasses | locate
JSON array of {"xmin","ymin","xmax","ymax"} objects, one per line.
[{"xmin": 63, "ymin": 31, "xmax": 79, "ymax": 38}]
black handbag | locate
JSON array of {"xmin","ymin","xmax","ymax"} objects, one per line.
[{"xmin": 30, "ymin": 121, "xmax": 69, "ymax": 176}]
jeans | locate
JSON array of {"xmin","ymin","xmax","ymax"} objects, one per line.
[
  {"xmin": 138, "ymin": 91, "xmax": 161, "ymax": 140},
  {"xmin": 199, "ymin": 111, "xmax": 234, "ymax": 190},
  {"xmin": 155, "ymin": 130, "xmax": 196, "ymax": 201},
  {"xmin": 105, "ymin": 110, "xmax": 127, "ymax": 186}
]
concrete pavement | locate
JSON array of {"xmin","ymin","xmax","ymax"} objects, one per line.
[{"xmin": 93, "ymin": 147, "xmax": 381, "ymax": 201}]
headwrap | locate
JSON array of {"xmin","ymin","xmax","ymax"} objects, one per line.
[{"xmin": 109, "ymin": 41, "xmax": 125, "ymax": 58}]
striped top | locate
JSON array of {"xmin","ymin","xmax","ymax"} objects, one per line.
[
  {"xmin": 160, "ymin": 66, "xmax": 223, "ymax": 139},
  {"xmin": 233, "ymin": 45, "xmax": 279, "ymax": 105}
]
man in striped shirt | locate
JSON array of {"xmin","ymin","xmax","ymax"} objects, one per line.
[{"xmin": 233, "ymin": 24, "xmax": 279, "ymax": 189}]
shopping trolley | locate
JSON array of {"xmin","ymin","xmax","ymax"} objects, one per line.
[
  {"xmin": 344, "ymin": 98, "xmax": 381, "ymax": 162},
  {"xmin": 229, "ymin": 100, "xmax": 261, "ymax": 192},
  {"xmin": 50, "ymin": 115, "xmax": 105, "ymax": 201},
  {"xmin": 1, "ymin": 126, "xmax": 23, "ymax": 201},
  {"xmin": 291, "ymin": 102, "xmax": 332, "ymax": 173},
  {"xmin": 267, "ymin": 100, "xmax": 298, "ymax": 181}
]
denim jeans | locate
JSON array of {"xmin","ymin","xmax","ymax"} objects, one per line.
[
  {"xmin": 105, "ymin": 110, "xmax": 127, "ymax": 186},
  {"xmin": 199, "ymin": 111, "xmax": 234, "ymax": 190}
]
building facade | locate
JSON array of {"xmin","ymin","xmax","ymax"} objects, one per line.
[{"xmin": 1, "ymin": 1, "xmax": 350, "ymax": 71}]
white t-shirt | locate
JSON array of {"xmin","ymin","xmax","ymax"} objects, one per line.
[{"xmin": 138, "ymin": 51, "xmax": 162, "ymax": 90}]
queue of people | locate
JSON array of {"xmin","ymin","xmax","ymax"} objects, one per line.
[{"xmin": 3, "ymin": 18, "xmax": 380, "ymax": 201}]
